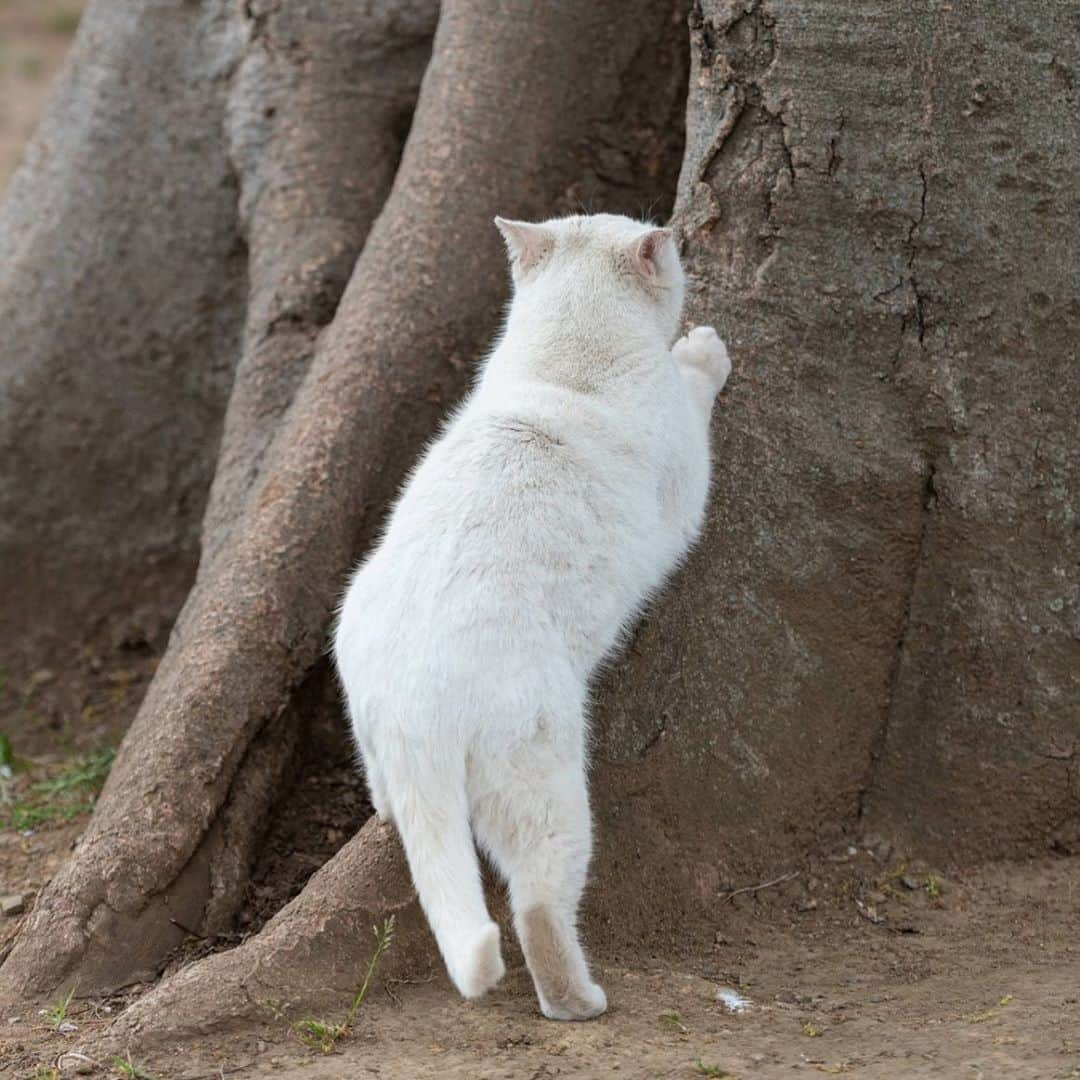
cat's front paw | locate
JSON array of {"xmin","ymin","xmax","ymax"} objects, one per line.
[{"xmin": 673, "ymin": 325, "xmax": 731, "ymax": 392}]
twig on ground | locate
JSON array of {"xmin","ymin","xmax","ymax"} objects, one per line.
[
  {"xmin": 178, "ymin": 1061, "xmax": 256, "ymax": 1079},
  {"xmin": 720, "ymin": 870, "xmax": 799, "ymax": 904},
  {"xmin": 169, "ymin": 917, "xmax": 207, "ymax": 940},
  {"xmin": 384, "ymin": 971, "xmax": 437, "ymax": 1007},
  {"xmin": 854, "ymin": 898, "xmax": 885, "ymax": 925},
  {"xmin": 55, "ymin": 1051, "xmax": 104, "ymax": 1073}
]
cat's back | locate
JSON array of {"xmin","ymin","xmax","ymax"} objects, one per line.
[{"xmin": 336, "ymin": 385, "xmax": 662, "ymax": 677}]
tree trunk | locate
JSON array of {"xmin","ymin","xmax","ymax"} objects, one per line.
[
  {"xmin": 2, "ymin": 0, "xmax": 1077, "ymax": 1050},
  {"xmin": 0, "ymin": 0, "xmax": 247, "ymax": 683}
]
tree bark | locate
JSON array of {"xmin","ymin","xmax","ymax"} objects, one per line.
[
  {"xmin": 589, "ymin": 0, "xmax": 1079, "ymax": 915},
  {"xmin": 586, "ymin": 1, "xmax": 1078, "ymax": 946},
  {"xmin": 0, "ymin": 0, "xmax": 246, "ymax": 682}
]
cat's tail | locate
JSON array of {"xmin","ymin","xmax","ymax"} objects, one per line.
[{"xmin": 387, "ymin": 758, "xmax": 505, "ymax": 999}]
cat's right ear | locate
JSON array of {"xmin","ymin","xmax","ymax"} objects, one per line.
[{"xmin": 494, "ymin": 217, "xmax": 553, "ymax": 274}]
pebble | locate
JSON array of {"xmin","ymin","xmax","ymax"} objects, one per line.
[
  {"xmin": 57, "ymin": 1056, "xmax": 95, "ymax": 1076},
  {"xmin": 1, "ymin": 894, "xmax": 25, "ymax": 917}
]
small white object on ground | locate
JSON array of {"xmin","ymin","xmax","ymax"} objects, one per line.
[
  {"xmin": 716, "ymin": 987, "xmax": 752, "ymax": 1014},
  {"xmin": 56, "ymin": 1051, "xmax": 99, "ymax": 1076},
  {"xmin": 58, "ymin": 1020, "xmax": 78, "ymax": 1035}
]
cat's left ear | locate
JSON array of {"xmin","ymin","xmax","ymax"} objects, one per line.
[
  {"xmin": 494, "ymin": 217, "xmax": 553, "ymax": 273},
  {"xmin": 629, "ymin": 228, "xmax": 674, "ymax": 280}
]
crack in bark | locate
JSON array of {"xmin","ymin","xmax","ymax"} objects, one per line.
[
  {"xmin": 907, "ymin": 164, "xmax": 929, "ymax": 352},
  {"xmin": 891, "ymin": 165, "xmax": 930, "ymax": 371},
  {"xmin": 694, "ymin": 85, "xmax": 746, "ymax": 185},
  {"xmin": 826, "ymin": 110, "xmax": 846, "ymax": 177},
  {"xmin": 688, "ymin": 0, "xmax": 793, "ymax": 276},
  {"xmin": 858, "ymin": 461, "xmax": 937, "ymax": 819}
]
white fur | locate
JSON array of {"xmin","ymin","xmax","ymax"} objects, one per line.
[{"xmin": 333, "ymin": 213, "xmax": 730, "ymax": 1020}]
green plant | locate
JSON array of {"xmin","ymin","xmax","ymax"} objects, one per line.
[
  {"xmin": 693, "ymin": 1060, "xmax": 732, "ymax": 1078},
  {"xmin": 292, "ymin": 916, "xmax": 395, "ymax": 1053},
  {"xmin": 113, "ymin": 1053, "xmax": 156, "ymax": 1080},
  {"xmin": 925, "ymin": 873, "xmax": 941, "ymax": 901},
  {"xmin": 660, "ymin": 1009, "xmax": 689, "ymax": 1034},
  {"xmin": 46, "ymin": 986, "xmax": 75, "ymax": 1030},
  {"xmin": 4, "ymin": 748, "xmax": 115, "ymax": 831}
]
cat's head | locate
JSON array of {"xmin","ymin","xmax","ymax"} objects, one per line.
[{"xmin": 494, "ymin": 213, "xmax": 685, "ymax": 342}]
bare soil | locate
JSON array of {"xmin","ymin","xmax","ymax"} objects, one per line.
[
  {"xmin": 0, "ymin": 0, "xmax": 81, "ymax": 197},
  {"xmin": 3, "ymin": 812, "xmax": 1078, "ymax": 1079}
]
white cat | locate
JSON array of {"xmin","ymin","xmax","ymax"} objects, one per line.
[{"xmin": 333, "ymin": 213, "xmax": 730, "ymax": 1020}]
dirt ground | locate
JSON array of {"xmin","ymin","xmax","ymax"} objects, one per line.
[
  {"xmin": 3, "ymin": 812, "xmax": 1079, "ymax": 1080},
  {"xmin": 2, "ymin": 7, "xmax": 1079, "ymax": 1078},
  {"xmin": 0, "ymin": 0, "xmax": 82, "ymax": 196}
]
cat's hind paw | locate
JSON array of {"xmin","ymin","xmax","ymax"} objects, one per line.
[
  {"xmin": 540, "ymin": 980, "xmax": 608, "ymax": 1022},
  {"xmin": 673, "ymin": 325, "xmax": 731, "ymax": 392},
  {"xmin": 456, "ymin": 922, "xmax": 506, "ymax": 1000}
]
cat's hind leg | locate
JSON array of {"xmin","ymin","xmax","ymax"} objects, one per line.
[
  {"xmin": 471, "ymin": 734, "xmax": 606, "ymax": 1021},
  {"xmin": 384, "ymin": 750, "xmax": 504, "ymax": 999}
]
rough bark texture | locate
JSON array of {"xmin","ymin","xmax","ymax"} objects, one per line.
[
  {"xmin": 0, "ymin": 0, "xmax": 688, "ymax": 1001},
  {"xmin": 855, "ymin": 1, "xmax": 1080, "ymax": 856},
  {"xmin": 202, "ymin": 0, "xmax": 436, "ymax": 565},
  {"xmin": 0, "ymin": 0, "xmax": 246, "ymax": 677},
  {"xmin": 193, "ymin": 0, "xmax": 438, "ymax": 934},
  {"xmin": 587, "ymin": 0, "xmax": 1080, "ymax": 951},
  {"xmin": 2, "ymin": 0, "xmax": 1078, "ymax": 1043}
]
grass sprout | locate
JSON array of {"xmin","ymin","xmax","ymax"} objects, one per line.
[{"xmin": 292, "ymin": 916, "xmax": 395, "ymax": 1053}]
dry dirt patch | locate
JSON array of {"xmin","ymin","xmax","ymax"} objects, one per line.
[
  {"xmin": 0, "ymin": 0, "xmax": 82, "ymax": 196},
  {"xmin": 3, "ymin": 836, "xmax": 1077, "ymax": 1079}
]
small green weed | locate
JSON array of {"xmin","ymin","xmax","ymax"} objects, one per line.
[
  {"xmin": 292, "ymin": 916, "xmax": 395, "ymax": 1053},
  {"xmin": 46, "ymin": 986, "xmax": 75, "ymax": 1030},
  {"xmin": 693, "ymin": 1060, "xmax": 733, "ymax": 1078},
  {"xmin": 113, "ymin": 1053, "xmax": 156, "ymax": 1080},
  {"xmin": 3, "ymin": 748, "xmax": 115, "ymax": 831},
  {"xmin": 292, "ymin": 1016, "xmax": 344, "ymax": 1055},
  {"xmin": 660, "ymin": 1009, "xmax": 689, "ymax": 1034}
]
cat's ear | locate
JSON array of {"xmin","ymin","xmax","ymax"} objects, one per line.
[
  {"xmin": 494, "ymin": 217, "xmax": 553, "ymax": 273},
  {"xmin": 629, "ymin": 228, "xmax": 674, "ymax": 280}
]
